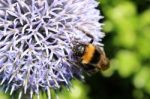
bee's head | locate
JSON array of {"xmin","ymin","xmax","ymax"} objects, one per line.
[{"xmin": 73, "ymin": 43, "xmax": 86, "ymax": 57}]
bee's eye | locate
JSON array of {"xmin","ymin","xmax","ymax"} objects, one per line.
[
  {"xmin": 73, "ymin": 45, "xmax": 85, "ymax": 56},
  {"xmin": 78, "ymin": 46, "xmax": 84, "ymax": 52}
]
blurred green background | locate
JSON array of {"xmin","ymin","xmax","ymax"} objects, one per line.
[{"xmin": 0, "ymin": 0, "xmax": 150, "ymax": 99}]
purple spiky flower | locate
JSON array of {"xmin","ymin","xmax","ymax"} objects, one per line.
[{"xmin": 0, "ymin": 0, "xmax": 104, "ymax": 98}]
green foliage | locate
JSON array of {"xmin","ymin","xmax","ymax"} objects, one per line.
[
  {"xmin": 58, "ymin": 80, "xmax": 89, "ymax": 99},
  {"xmin": 99, "ymin": 0, "xmax": 150, "ymax": 99},
  {"xmin": 0, "ymin": 91, "xmax": 10, "ymax": 99}
]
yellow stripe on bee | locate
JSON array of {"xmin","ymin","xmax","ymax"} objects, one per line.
[{"xmin": 81, "ymin": 44, "xmax": 95, "ymax": 64}]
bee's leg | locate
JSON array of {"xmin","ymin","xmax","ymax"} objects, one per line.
[{"xmin": 83, "ymin": 64, "xmax": 95, "ymax": 71}]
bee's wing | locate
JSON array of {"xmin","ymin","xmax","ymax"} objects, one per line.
[{"xmin": 96, "ymin": 46, "xmax": 110, "ymax": 71}]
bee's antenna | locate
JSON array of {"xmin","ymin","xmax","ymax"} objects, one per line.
[
  {"xmin": 76, "ymin": 26, "xmax": 94, "ymax": 43},
  {"xmin": 86, "ymin": 33, "xmax": 94, "ymax": 43}
]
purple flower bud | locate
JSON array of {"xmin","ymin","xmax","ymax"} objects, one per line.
[{"xmin": 0, "ymin": 0, "xmax": 104, "ymax": 98}]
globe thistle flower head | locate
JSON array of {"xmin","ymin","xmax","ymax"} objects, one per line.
[{"xmin": 0, "ymin": 0, "xmax": 104, "ymax": 99}]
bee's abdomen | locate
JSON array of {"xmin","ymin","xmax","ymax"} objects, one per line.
[{"xmin": 90, "ymin": 49, "xmax": 100, "ymax": 64}]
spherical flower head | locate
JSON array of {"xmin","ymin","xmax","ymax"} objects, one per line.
[{"xmin": 0, "ymin": 0, "xmax": 104, "ymax": 98}]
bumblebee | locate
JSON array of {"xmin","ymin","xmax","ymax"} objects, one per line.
[
  {"xmin": 73, "ymin": 42, "xmax": 109, "ymax": 73},
  {"xmin": 71, "ymin": 26, "xmax": 109, "ymax": 73}
]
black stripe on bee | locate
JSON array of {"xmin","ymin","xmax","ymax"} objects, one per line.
[{"xmin": 89, "ymin": 48, "xmax": 100, "ymax": 64}]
